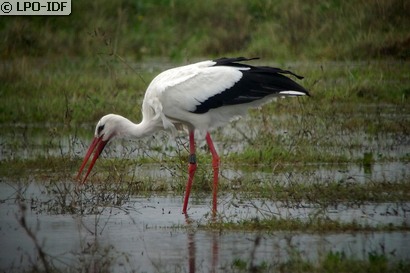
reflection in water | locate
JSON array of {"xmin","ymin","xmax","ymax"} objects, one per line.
[
  {"xmin": 211, "ymin": 231, "xmax": 219, "ymax": 273},
  {"xmin": 186, "ymin": 214, "xmax": 219, "ymax": 273},
  {"xmin": 188, "ymin": 229, "xmax": 196, "ymax": 273},
  {"xmin": 1, "ymin": 184, "xmax": 410, "ymax": 272}
]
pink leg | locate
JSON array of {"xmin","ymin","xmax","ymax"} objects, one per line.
[
  {"xmin": 206, "ymin": 132, "xmax": 220, "ymax": 216},
  {"xmin": 183, "ymin": 131, "xmax": 197, "ymax": 214}
]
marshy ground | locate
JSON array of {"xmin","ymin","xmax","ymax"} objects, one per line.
[
  {"xmin": 1, "ymin": 1, "xmax": 409, "ymax": 271},
  {"xmin": 1, "ymin": 58, "xmax": 409, "ymax": 272}
]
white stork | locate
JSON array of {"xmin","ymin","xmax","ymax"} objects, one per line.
[{"xmin": 76, "ymin": 57, "xmax": 309, "ymax": 215}]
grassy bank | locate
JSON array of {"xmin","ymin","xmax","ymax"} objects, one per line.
[{"xmin": 1, "ymin": 0, "xmax": 409, "ymax": 60}]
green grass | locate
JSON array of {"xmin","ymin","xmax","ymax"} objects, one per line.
[
  {"xmin": 1, "ymin": 58, "xmax": 408, "ymax": 124},
  {"xmin": 1, "ymin": 0, "xmax": 409, "ymax": 60},
  {"xmin": 0, "ymin": 57, "xmax": 149, "ymax": 124},
  {"xmin": 207, "ymin": 216, "xmax": 409, "ymax": 232}
]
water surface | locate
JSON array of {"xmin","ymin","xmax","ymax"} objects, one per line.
[{"xmin": 1, "ymin": 181, "xmax": 409, "ymax": 272}]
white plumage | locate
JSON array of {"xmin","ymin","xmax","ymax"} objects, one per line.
[
  {"xmin": 144, "ymin": 60, "xmax": 245, "ymax": 132},
  {"xmin": 77, "ymin": 57, "xmax": 309, "ymax": 215}
]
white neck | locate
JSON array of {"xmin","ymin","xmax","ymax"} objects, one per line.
[
  {"xmin": 106, "ymin": 114, "xmax": 161, "ymax": 140},
  {"xmin": 129, "ymin": 118, "xmax": 160, "ymax": 138}
]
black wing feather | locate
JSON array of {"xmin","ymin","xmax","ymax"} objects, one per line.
[{"xmin": 192, "ymin": 57, "xmax": 309, "ymax": 114}]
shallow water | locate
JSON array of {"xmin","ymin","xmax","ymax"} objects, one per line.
[
  {"xmin": 1, "ymin": 101, "xmax": 409, "ymax": 271},
  {"xmin": 1, "ymin": 181, "xmax": 409, "ymax": 272}
]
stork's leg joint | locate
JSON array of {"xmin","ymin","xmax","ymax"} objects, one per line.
[
  {"xmin": 188, "ymin": 154, "xmax": 197, "ymax": 175},
  {"xmin": 188, "ymin": 154, "xmax": 196, "ymax": 164}
]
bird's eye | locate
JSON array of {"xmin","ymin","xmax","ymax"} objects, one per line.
[{"xmin": 97, "ymin": 124, "xmax": 105, "ymax": 135}]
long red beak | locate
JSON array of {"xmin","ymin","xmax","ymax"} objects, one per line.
[{"xmin": 76, "ymin": 136, "xmax": 108, "ymax": 183}]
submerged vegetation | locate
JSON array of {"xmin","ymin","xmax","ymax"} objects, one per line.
[{"xmin": 229, "ymin": 250, "xmax": 410, "ymax": 273}]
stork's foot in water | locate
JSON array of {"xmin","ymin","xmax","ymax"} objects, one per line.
[{"xmin": 183, "ymin": 159, "xmax": 197, "ymax": 214}]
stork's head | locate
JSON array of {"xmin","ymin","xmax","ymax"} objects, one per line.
[
  {"xmin": 94, "ymin": 114, "xmax": 123, "ymax": 141},
  {"xmin": 76, "ymin": 114, "xmax": 127, "ymax": 183}
]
